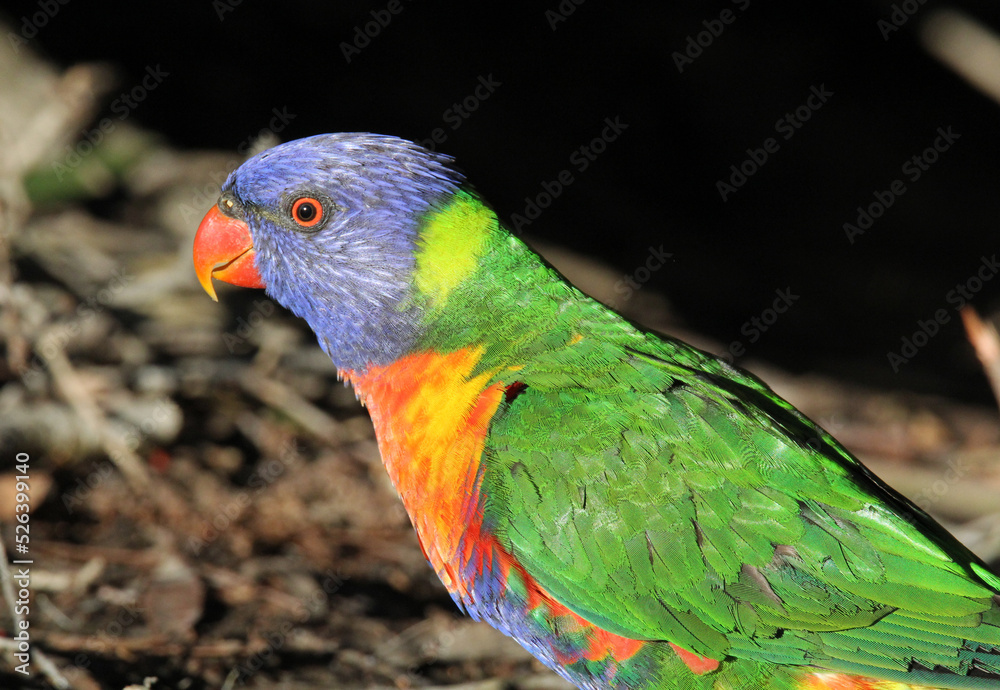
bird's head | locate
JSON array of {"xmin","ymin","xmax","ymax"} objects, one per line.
[{"xmin": 193, "ymin": 133, "xmax": 470, "ymax": 372}]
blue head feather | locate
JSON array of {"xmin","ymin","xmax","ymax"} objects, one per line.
[{"xmin": 221, "ymin": 133, "xmax": 463, "ymax": 372}]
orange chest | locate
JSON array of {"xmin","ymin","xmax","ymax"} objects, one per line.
[{"xmin": 344, "ymin": 349, "xmax": 505, "ymax": 588}]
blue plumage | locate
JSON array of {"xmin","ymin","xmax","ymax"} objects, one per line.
[{"xmin": 222, "ymin": 133, "xmax": 463, "ymax": 371}]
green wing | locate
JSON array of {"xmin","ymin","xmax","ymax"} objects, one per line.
[{"xmin": 480, "ymin": 326, "xmax": 1000, "ymax": 688}]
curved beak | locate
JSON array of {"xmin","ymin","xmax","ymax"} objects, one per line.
[{"xmin": 193, "ymin": 205, "xmax": 266, "ymax": 301}]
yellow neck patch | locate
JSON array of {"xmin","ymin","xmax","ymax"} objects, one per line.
[{"xmin": 413, "ymin": 191, "xmax": 497, "ymax": 308}]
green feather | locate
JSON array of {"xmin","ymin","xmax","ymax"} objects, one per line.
[{"xmin": 413, "ymin": 191, "xmax": 1000, "ymax": 689}]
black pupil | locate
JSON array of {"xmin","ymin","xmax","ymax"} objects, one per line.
[{"xmin": 297, "ymin": 202, "xmax": 317, "ymax": 222}]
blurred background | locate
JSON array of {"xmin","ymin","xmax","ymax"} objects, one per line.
[{"xmin": 1, "ymin": 1, "xmax": 1000, "ymax": 688}]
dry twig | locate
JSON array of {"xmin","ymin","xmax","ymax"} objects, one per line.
[
  {"xmin": 960, "ymin": 306, "xmax": 1000, "ymax": 412},
  {"xmin": 921, "ymin": 9, "xmax": 1000, "ymax": 107},
  {"xmin": 36, "ymin": 329, "xmax": 151, "ymax": 491}
]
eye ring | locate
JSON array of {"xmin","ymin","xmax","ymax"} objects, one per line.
[{"xmin": 291, "ymin": 197, "xmax": 324, "ymax": 228}]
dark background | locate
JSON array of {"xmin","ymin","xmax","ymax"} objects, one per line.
[{"xmin": 8, "ymin": 0, "xmax": 1000, "ymax": 401}]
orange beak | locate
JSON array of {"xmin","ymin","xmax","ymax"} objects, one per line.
[{"xmin": 193, "ymin": 205, "xmax": 266, "ymax": 301}]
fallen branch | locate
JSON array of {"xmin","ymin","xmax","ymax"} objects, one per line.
[{"xmin": 960, "ymin": 306, "xmax": 1000, "ymax": 412}]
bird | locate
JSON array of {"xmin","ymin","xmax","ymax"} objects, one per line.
[{"xmin": 193, "ymin": 132, "xmax": 1000, "ymax": 690}]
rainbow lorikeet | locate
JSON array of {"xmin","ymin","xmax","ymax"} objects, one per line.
[{"xmin": 192, "ymin": 133, "xmax": 1000, "ymax": 690}]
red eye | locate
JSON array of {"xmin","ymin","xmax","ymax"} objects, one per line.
[{"xmin": 291, "ymin": 197, "xmax": 323, "ymax": 227}]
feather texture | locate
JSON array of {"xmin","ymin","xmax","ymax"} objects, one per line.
[{"xmin": 199, "ymin": 133, "xmax": 1000, "ymax": 690}]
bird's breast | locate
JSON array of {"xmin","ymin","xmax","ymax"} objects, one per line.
[
  {"xmin": 342, "ymin": 346, "xmax": 504, "ymax": 591},
  {"xmin": 342, "ymin": 348, "xmax": 657, "ymax": 687}
]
